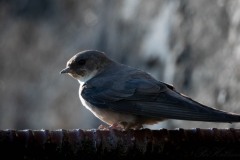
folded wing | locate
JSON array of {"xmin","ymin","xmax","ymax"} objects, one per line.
[{"xmin": 82, "ymin": 72, "xmax": 240, "ymax": 122}]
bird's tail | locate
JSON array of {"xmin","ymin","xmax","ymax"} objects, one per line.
[
  {"xmin": 164, "ymin": 89, "xmax": 240, "ymax": 123},
  {"xmin": 205, "ymin": 108, "xmax": 240, "ymax": 123},
  {"xmin": 183, "ymin": 98, "xmax": 240, "ymax": 123}
]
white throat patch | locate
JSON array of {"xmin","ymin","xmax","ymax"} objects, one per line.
[{"xmin": 77, "ymin": 70, "xmax": 98, "ymax": 85}]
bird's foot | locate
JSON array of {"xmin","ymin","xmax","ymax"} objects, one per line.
[
  {"xmin": 109, "ymin": 123, "xmax": 124, "ymax": 130},
  {"xmin": 98, "ymin": 123, "xmax": 123, "ymax": 130},
  {"xmin": 98, "ymin": 124, "xmax": 109, "ymax": 130}
]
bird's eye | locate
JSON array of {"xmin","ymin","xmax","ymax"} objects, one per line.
[{"xmin": 77, "ymin": 59, "xmax": 86, "ymax": 65}]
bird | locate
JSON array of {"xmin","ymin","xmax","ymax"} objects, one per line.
[{"xmin": 60, "ymin": 50, "xmax": 240, "ymax": 130}]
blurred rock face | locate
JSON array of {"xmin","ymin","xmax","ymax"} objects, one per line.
[{"xmin": 0, "ymin": 0, "xmax": 240, "ymax": 129}]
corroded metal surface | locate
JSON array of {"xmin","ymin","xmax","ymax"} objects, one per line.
[{"xmin": 0, "ymin": 128, "xmax": 240, "ymax": 159}]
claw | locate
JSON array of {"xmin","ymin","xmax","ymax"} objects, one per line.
[
  {"xmin": 98, "ymin": 124, "xmax": 109, "ymax": 130},
  {"xmin": 98, "ymin": 123, "xmax": 124, "ymax": 130},
  {"xmin": 109, "ymin": 123, "xmax": 124, "ymax": 130}
]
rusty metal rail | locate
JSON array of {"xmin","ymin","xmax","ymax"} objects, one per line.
[{"xmin": 0, "ymin": 128, "xmax": 240, "ymax": 159}]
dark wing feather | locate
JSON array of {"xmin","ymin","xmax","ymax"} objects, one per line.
[{"xmin": 82, "ymin": 71, "xmax": 240, "ymax": 122}]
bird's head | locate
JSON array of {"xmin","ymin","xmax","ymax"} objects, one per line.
[{"xmin": 60, "ymin": 50, "xmax": 111, "ymax": 83}]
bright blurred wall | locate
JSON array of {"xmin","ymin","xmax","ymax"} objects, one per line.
[{"xmin": 1, "ymin": 0, "xmax": 240, "ymax": 129}]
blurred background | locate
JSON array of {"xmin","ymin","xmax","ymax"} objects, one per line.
[{"xmin": 1, "ymin": 0, "xmax": 240, "ymax": 130}]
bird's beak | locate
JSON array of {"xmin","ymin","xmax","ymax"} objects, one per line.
[{"xmin": 60, "ymin": 67, "xmax": 71, "ymax": 74}]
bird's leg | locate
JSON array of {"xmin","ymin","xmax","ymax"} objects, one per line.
[
  {"xmin": 98, "ymin": 123, "xmax": 124, "ymax": 130},
  {"xmin": 122, "ymin": 122, "xmax": 143, "ymax": 130},
  {"xmin": 98, "ymin": 124, "xmax": 109, "ymax": 130},
  {"xmin": 109, "ymin": 123, "xmax": 123, "ymax": 130},
  {"xmin": 134, "ymin": 124, "xmax": 143, "ymax": 130}
]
